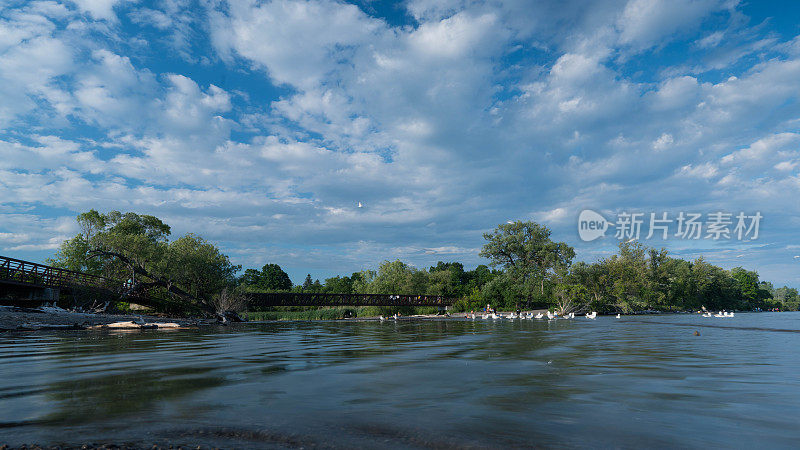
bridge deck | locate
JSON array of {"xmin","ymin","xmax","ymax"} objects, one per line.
[
  {"xmin": 1, "ymin": 255, "xmax": 456, "ymax": 307},
  {"xmin": 0, "ymin": 255, "xmax": 129, "ymax": 291}
]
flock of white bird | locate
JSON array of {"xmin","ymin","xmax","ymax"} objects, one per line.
[
  {"xmin": 467, "ymin": 311, "xmax": 600, "ymax": 320},
  {"xmin": 702, "ymin": 311, "xmax": 735, "ymax": 318},
  {"xmin": 378, "ymin": 311, "xmax": 602, "ymax": 321},
  {"xmin": 377, "ymin": 310, "xmax": 736, "ymax": 321}
]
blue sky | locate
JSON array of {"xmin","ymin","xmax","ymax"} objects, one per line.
[{"xmin": 1, "ymin": 0, "xmax": 799, "ymax": 287}]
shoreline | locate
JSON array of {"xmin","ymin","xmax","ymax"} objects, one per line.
[
  {"xmin": 0, "ymin": 305, "xmax": 203, "ymax": 332},
  {"xmin": 0, "ymin": 305, "xmax": 776, "ymax": 332}
]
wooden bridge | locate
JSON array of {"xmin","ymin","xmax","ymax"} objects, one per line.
[
  {"xmin": 1, "ymin": 255, "xmax": 456, "ymax": 307},
  {"xmin": 0, "ymin": 255, "xmax": 130, "ymax": 291}
]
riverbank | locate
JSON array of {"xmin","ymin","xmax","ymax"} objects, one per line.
[{"xmin": 0, "ymin": 305, "xmax": 200, "ymax": 332}]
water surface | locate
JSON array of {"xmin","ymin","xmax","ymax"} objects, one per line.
[{"xmin": 2, "ymin": 312, "xmax": 800, "ymax": 448}]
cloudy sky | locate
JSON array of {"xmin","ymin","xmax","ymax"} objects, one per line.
[{"xmin": 1, "ymin": 0, "xmax": 799, "ymax": 286}]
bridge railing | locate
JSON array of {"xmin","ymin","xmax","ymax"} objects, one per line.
[
  {"xmin": 0, "ymin": 255, "xmax": 130, "ymax": 291},
  {"xmin": 248, "ymin": 292, "xmax": 454, "ymax": 307}
]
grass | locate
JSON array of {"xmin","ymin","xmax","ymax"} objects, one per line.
[{"xmin": 246, "ymin": 306, "xmax": 441, "ymax": 321}]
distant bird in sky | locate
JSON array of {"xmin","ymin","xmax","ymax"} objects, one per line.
[
  {"xmin": 357, "ymin": 202, "xmax": 363, "ymax": 208},
  {"xmin": 795, "ymin": 255, "xmax": 800, "ymax": 259}
]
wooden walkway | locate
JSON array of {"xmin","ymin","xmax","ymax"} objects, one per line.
[{"xmin": 1, "ymin": 255, "xmax": 456, "ymax": 307}]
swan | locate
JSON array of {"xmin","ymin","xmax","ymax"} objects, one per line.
[
  {"xmin": 569, "ymin": 312, "xmax": 575, "ymax": 319},
  {"xmin": 586, "ymin": 311, "xmax": 597, "ymax": 319},
  {"xmin": 616, "ymin": 314, "xmax": 621, "ymax": 319}
]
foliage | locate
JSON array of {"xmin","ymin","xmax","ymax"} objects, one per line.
[
  {"xmin": 50, "ymin": 210, "xmax": 240, "ymax": 314},
  {"xmin": 480, "ymin": 221, "xmax": 575, "ymax": 301},
  {"xmin": 241, "ymin": 263, "xmax": 293, "ymax": 291}
]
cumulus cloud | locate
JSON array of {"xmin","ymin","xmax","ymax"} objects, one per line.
[{"xmin": 1, "ymin": 0, "xmax": 800, "ymax": 284}]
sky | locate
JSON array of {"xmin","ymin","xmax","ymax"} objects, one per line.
[{"xmin": 1, "ymin": 0, "xmax": 799, "ymax": 287}]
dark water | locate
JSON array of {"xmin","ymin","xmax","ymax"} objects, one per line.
[{"xmin": 2, "ymin": 313, "xmax": 800, "ymax": 448}]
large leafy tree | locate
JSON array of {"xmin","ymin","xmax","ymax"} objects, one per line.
[
  {"xmin": 241, "ymin": 263, "xmax": 293, "ymax": 291},
  {"xmin": 479, "ymin": 221, "xmax": 575, "ymax": 302},
  {"xmin": 49, "ymin": 210, "xmax": 239, "ymax": 313}
]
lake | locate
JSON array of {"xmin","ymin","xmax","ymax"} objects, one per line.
[{"xmin": 2, "ymin": 312, "xmax": 800, "ymax": 448}]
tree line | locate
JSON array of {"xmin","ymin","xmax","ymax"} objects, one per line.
[{"xmin": 49, "ymin": 210, "xmax": 798, "ymax": 315}]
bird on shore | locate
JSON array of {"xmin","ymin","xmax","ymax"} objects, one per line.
[
  {"xmin": 535, "ymin": 312, "xmax": 544, "ymax": 319},
  {"xmin": 546, "ymin": 311, "xmax": 555, "ymax": 319}
]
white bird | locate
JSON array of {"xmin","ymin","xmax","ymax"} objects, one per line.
[
  {"xmin": 535, "ymin": 312, "xmax": 544, "ymax": 319},
  {"xmin": 357, "ymin": 202, "xmax": 363, "ymax": 208},
  {"xmin": 702, "ymin": 312, "xmax": 712, "ymax": 318},
  {"xmin": 393, "ymin": 313, "xmax": 399, "ymax": 320},
  {"xmin": 379, "ymin": 315, "xmax": 385, "ymax": 321},
  {"xmin": 546, "ymin": 311, "xmax": 555, "ymax": 320},
  {"xmin": 491, "ymin": 313, "xmax": 499, "ymax": 319},
  {"xmin": 586, "ymin": 311, "xmax": 597, "ymax": 319},
  {"xmin": 616, "ymin": 313, "xmax": 621, "ymax": 319}
]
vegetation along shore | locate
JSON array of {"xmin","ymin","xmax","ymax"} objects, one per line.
[{"xmin": 3, "ymin": 209, "xmax": 795, "ymax": 321}]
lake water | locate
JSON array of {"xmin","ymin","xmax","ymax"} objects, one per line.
[{"xmin": 2, "ymin": 312, "xmax": 800, "ymax": 448}]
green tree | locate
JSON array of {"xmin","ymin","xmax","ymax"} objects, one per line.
[
  {"xmin": 240, "ymin": 263, "xmax": 292, "ymax": 291},
  {"xmin": 480, "ymin": 221, "xmax": 575, "ymax": 303},
  {"xmin": 323, "ymin": 275, "xmax": 354, "ymax": 294}
]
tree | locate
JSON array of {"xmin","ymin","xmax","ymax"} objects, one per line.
[
  {"xmin": 240, "ymin": 263, "xmax": 292, "ymax": 291},
  {"xmin": 302, "ymin": 274, "xmax": 314, "ymax": 290},
  {"xmin": 553, "ymin": 283, "xmax": 589, "ymax": 315},
  {"xmin": 159, "ymin": 233, "xmax": 241, "ymax": 305},
  {"xmin": 479, "ymin": 221, "xmax": 575, "ymax": 302},
  {"xmin": 324, "ymin": 275, "xmax": 354, "ymax": 294},
  {"xmin": 49, "ymin": 210, "xmax": 240, "ymax": 313}
]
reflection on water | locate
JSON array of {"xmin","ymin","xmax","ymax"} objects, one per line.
[{"xmin": 2, "ymin": 313, "xmax": 800, "ymax": 448}]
